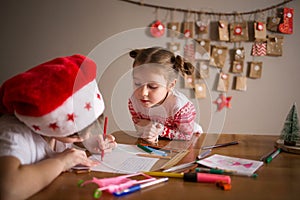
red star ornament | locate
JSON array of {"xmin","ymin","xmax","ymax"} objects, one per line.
[{"xmin": 213, "ymin": 94, "xmax": 232, "ymax": 111}]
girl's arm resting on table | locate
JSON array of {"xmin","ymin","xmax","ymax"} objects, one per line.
[
  {"xmin": 160, "ymin": 103, "xmax": 196, "ymax": 140},
  {"xmin": 0, "ymin": 148, "xmax": 97, "ymax": 200}
]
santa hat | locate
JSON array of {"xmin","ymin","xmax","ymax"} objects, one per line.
[{"xmin": 0, "ymin": 54, "xmax": 104, "ymax": 137}]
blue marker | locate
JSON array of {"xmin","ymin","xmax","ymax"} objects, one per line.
[
  {"xmin": 113, "ymin": 178, "xmax": 169, "ymax": 197},
  {"xmin": 146, "ymin": 146, "xmax": 168, "ymax": 157}
]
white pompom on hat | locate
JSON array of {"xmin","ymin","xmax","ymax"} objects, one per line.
[{"xmin": 0, "ymin": 54, "xmax": 104, "ymax": 137}]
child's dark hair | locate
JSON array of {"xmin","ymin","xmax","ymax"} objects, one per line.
[{"xmin": 129, "ymin": 47, "xmax": 194, "ymax": 81}]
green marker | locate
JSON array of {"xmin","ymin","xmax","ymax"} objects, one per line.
[
  {"xmin": 196, "ymin": 167, "xmax": 258, "ymax": 178},
  {"xmin": 266, "ymin": 148, "xmax": 281, "ymax": 164}
]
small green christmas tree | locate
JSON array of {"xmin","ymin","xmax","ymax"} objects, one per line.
[{"xmin": 280, "ymin": 103, "xmax": 300, "ymax": 146}]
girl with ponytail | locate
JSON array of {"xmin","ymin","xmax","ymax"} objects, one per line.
[{"xmin": 128, "ymin": 47, "xmax": 202, "ymax": 144}]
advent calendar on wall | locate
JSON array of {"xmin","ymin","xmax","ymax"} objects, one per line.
[{"xmin": 120, "ymin": 0, "xmax": 294, "ymax": 111}]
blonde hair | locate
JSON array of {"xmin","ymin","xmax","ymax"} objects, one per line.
[{"xmin": 129, "ymin": 47, "xmax": 194, "ymax": 82}]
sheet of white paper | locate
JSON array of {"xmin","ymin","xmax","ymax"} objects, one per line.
[
  {"xmin": 90, "ymin": 144, "xmax": 159, "ymax": 174},
  {"xmin": 197, "ymin": 154, "xmax": 264, "ymax": 174}
]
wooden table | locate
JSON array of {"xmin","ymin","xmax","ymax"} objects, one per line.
[{"xmin": 28, "ymin": 132, "xmax": 300, "ymax": 200}]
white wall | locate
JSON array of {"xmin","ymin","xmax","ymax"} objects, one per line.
[{"xmin": 1, "ymin": 0, "xmax": 299, "ymax": 135}]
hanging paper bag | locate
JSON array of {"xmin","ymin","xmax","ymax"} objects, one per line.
[
  {"xmin": 167, "ymin": 42, "xmax": 181, "ymax": 55},
  {"xmin": 266, "ymin": 34, "xmax": 283, "ymax": 56},
  {"xmin": 267, "ymin": 16, "xmax": 281, "ymax": 32},
  {"xmin": 234, "ymin": 47, "xmax": 245, "ymax": 61},
  {"xmin": 184, "ymin": 43, "xmax": 195, "ymax": 64},
  {"xmin": 184, "ymin": 74, "xmax": 195, "ymax": 88},
  {"xmin": 278, "ymin": 7, "xmax": 293, "ymax": 34},
  {"xmin": 182, "ymin": 21, "xmax": 195, "ymax": 38},
  {"xmin": 230, "ymin": 21, "xmax": 249, "ymax": 42},
  {"xmin": 217, "ymin": 72, "xmax": 230, "ymax": 92},
  {"xmin": 167, "ymin": 22, "xmax": 181, "ymax": 37},
  {"xmin": 254, "ymin": 21, "xmax": 267, "ymax": 40},
  {"xmin": 209, "ymin": 45, "xmax": 228, "ymax": 68},
  {"xmin": 248, "ymin": 61, "xmax": 262, "ymax": 79},
  {"xmin": 232, "ymin": 61, "xmax": 244, "ymax": 74},
  {"xmin": 195, "ymin": 39, "xmax": 210, "ymax": 60},
  {"xmin": 196, "ymin": 20, "xmax": 209, "ymax": 35},
  {"xmin": 218, "ymin": 20, "xmax": 229, "ymax": 41},
  {"xmin": 235, "ymin": 76, "xmax": 247, "ymax": 91},
  {"xmin": 197, "ymin": 61, "xmax": 210, "ymax": 79},
  {"xmin": 251, "ymin": 41, "xmax": 267, "ymax": 56},
  {"xmin": 194, "ymin": 83, "xmax": 207, "ymax": 99}
]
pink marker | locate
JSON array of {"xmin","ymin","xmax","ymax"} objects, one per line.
[{"xmin": 183, "ymin": 172, "xmax": 231, "ymax": 184}]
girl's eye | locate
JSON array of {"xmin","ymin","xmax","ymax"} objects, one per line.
[
  {"xmin": 148, "ymin": 84, "xmax": 159, "ymax": 89},
  {"xmin": 134, "ymin": 82, "xmax": 141, "ymax": 87}
]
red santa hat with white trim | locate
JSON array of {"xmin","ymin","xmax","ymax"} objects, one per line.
[{"xmin": 0, "ymin": 54, "xmax": 104, "ymax": 137}]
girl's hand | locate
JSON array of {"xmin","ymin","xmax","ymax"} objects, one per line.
[
  {"xmin": 83, "ymin": 134, "xmax": 117, "ymax": 154},
  {"xmin": 53, "ymin": 148, "xmax": 98, "ymax": 171},
  {"xmin": 136, "ymin": 121, "xmax": 164, "ymax": 144}
]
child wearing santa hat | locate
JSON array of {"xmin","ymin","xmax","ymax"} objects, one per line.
[{"xmin": 0, "ymin": 54, "xmax": 117, "ymax": 200}]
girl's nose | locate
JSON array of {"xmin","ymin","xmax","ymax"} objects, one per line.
[{"xmin": 141, "ymin": 85, "xmax": 148, "ymax": 96}]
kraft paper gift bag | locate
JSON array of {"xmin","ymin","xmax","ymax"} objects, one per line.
[
  {"xmin": 218, "ymin": 20, "xmax": 229, "ymax": 41},
  {"xmin": 182, "ymin": 21, "xmax": 195, "ymax": 38},
  {"xmin": 167, "ymin": 42, "xmax": 181, "ymax": 55},
  {"xmin": 195, "ymin": 39, "xmax": 210, "ymax": 60},
  {"xmin": 194, "ymin": 83, "xmax": 207, "ymax": 99},
  {"xmin": 232, "ymin": 61, "xmax": 244, "ymax": 74},
  {"xmin": 254, "ymin": 21, "xmax": 267, "ymax": 40},
  {"xmin": 229, "ymin": 21, "xmax": 249, "ymax": 42},
  {"xmin": 235, "ymin": 76, "xmax": 247, "ymax": 91},
  {"xmin": 248, "ymin": 61, "xmax": 262, "ymax": 79},
  {"xmin": 197, "ymin": 61, "xmax": 210, "ymax": 79},
  {"xmin": 209, "ymin": 45, "xmax": 228, "ymax": 68},
  {"xmin": 234, "ymin": 47, "xmax": 245, "ymax": 61},
  {"xmin": 217, "ymin": 72, "xmax": 230, "ymax": 92},
  {"xmin": 167, "ymin": 22, "xmax": 181, "ymax": 37},
  {"xmin": 184, "ymin": 74, "xmax": 195, "ymax": 88},
  {"xmin": 267, "ymin": 16, "xmax": 280, "ymax": 32},
  {"xmin": 266, "ymin": 34, "xmax": 283, "ymax": 56}
]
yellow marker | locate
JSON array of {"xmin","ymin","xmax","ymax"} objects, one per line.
[{"xmin": 143, "ymin": 171, "xmax": 184, "ymax": 178}]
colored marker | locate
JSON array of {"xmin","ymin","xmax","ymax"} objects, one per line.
[
  {"xmin": 195, "ymin": 167, "xmax": 258, "ymax": 178},
  {"xmin": 137, "ymin": 144, "xmax": 152, "ymax": 153},
  {"xmin": 265, "ymin": 148, "xmax": 281, "ymax": 163},
  {"xmin": 143, "ymin": 172, "xmax": 231, "ymax": 184},
  {"xmin": 201, "ymin": 141, "xmax": 239, "ymax": 150},
  {"xmin": 113, "ymin": 178, "xmax": 169, "ymax": 197}
]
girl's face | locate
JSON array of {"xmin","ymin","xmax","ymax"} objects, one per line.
[{"xmin": 133, "ymin": 66, "xmax": 175, "ymax": 108}]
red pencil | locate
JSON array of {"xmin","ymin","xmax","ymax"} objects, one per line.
[{"xmin": 101, "ymin": 116, "xmax": 108, "ymax": 161}]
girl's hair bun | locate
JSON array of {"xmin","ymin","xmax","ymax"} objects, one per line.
[{"xmin": 129, "ymin": 49, "xmax": 141, "ymax": 58}]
